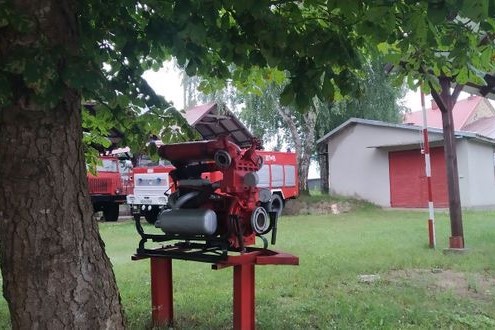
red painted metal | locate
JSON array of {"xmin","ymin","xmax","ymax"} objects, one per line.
[
  {"xmin": 137, "ymin": 248, "xmax": 298, "ymax": 328},
  {"xmin": 233, "ymin": 264, "xmax": 256, "ymax": 330},
  {"xmin": 150, "ymin": 258, "xmax": 173, "ymax": 327},
  {"xmin": 257, "ymin": 150, "xmax": 299, "ymax": 199},
  {"xmin": 157, "ymin": 136, "xmax": 264, "ymax": 249},
  {"xmin": 132, "ymin": 165, "xmax": 174, "ymax": 175},
  {"xmin": 158, "ymin": 137, "xmax": 242, "ymax": 166},
  {"xmin": 87, "ymin": 156, "xmax": 133, "ymax": 196},
  {"xmin": 213, "ymin": 248, "xmax": 298, "ymax": 330}
]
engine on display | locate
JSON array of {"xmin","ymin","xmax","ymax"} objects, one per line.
[
  {"xmin": 159, "ymin": 136, "xmax": 276, "ymax": 248},
  {"xmin": 134, "ymin": 135, "xmax": 278, "ymax": 261}
]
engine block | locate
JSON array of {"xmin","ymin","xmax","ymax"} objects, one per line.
[{"xmin": 154, "ymin": 136, "xmax": 275, "ymax": 251}]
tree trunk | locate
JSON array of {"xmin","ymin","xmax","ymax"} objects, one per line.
[
  {"xmin": 298, "ymin": 110, "xmax": 317, "ymax": 194},
  {"xmin": 276, "ymin": 105, "xmax": 317, "ymax": 195},
  {"xmin": 317, "ymin": 144, "xmax": 329, "ymax": 194},
  {"xmin": 0, "ymin": 0, "xmax": 126, "ymax": 328}
]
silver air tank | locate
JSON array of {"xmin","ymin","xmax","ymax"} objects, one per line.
[{"xmin": 155, "ymin": 209, "xmax": 218, "ymax": 235}]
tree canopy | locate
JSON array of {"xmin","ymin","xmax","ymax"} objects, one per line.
[{"xmin": 3, "ymin": 1, "xmax": 494, "ymax": 118}]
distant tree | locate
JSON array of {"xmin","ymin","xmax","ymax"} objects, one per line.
[
  {"xmin": 240, "ymin": 81, "xmax": 318, "ymax": 194},
  {"xmin": 315, "ymin": 57, "xmax": 408, "ymax": 140},
  {"xmin": 239, "ymin": 57, "xmax": 406, "ymax": 194},
  {"xmin": 182, "ymin": 70, "xmax": 202, "ymax": 109}
]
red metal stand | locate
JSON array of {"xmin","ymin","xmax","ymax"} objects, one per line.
[
  {"xmin": 135, "ymin": 248, "xmax": 298, "ymax": 329},
  {"xmin": 233, "ymin": 264, "xmax": 256, "ymax": 329},
  {"xmin": 150, "ymin": 257, "xmax": 173, "ymax": 327}
]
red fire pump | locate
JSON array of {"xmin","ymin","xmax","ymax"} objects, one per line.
[{"xmin": 134, "ymin": 136, "xmax": 278, "ymax": 261}]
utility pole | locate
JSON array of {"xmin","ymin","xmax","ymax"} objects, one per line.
[{"xmin": 421, "ymin": 91, "xmax": 436, "ymax": 248}]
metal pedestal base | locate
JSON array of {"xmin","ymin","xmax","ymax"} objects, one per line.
[{"xmin": 133, "ymin": 248, "xmax": 298, "ymax": 329}]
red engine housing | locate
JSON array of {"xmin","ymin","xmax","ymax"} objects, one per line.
[{"xmin": 157, "ymin": 136, "xmax": 269, "ymax": 249}]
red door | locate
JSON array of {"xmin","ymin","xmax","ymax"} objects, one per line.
[{"xmin": 389, "ymin": 147, "xmax": 448, "ymax": 208}]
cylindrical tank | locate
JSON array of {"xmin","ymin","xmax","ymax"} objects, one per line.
[{"xmin": 155, "ymin": 208, "xmax": 218, "ymax": 235}]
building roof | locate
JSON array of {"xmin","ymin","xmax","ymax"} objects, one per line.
[
  {"xmin": 403, "ymin": 95, "xmax": 483, "ymax": 130},
  {"xmin": 316, "ymin": 117, "xmax": 495, "ymax": 148},
  {"xmin": 183, "ymin": 102, "xmax": 255, "ymax": 148},
  {"xmin": 462, "ymin": 116, "xmax": 495, "ymax": 139}
]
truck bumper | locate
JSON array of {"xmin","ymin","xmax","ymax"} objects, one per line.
[{"xmin": 127, "ymin": 195, "xmax": 168, "ymax": 215}]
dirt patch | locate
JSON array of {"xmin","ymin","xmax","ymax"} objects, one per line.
[
  {"xmin": 386, "ymin": 269, "xmax": 495, "ymax": 301},
  {"xmin": 283, "ymin": 199, "xmax": 353, "ymax": 216}
]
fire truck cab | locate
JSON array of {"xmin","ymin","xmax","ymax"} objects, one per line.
[
  {"xmin": 126, "ymin": 161, "xmax": 174, "ymax": 224},
  {"xmin": 87, "ymin": 156, "xmax": 133, "ymax": 221}
]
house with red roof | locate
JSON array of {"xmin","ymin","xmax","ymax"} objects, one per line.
[{"xmin": 403, "ymin": 95, "xmax": 495, "ymax": 130}]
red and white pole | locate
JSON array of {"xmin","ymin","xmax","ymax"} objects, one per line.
[{"xmin": 421, "ymin": 91, "xmax": 436, "ymax": 248}]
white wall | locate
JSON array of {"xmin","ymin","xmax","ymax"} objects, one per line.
[
  {"xmin": 459, "ymin": 139, "xmax": 495, "ymax": 208},
  {"xmin": 456, "ymin": 140, "xmax": 471, "ymax": 207}
]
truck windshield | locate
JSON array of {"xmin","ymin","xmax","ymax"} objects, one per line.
[
  {"xmin": 137, "ymin": 155, "xmax": 172, "ymax": 167},
  {"xmin": 96, "ymin": 159, "xmax": 118, "ymax": 172}
]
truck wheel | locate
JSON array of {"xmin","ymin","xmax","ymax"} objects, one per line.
[
  {"xmin": 103, "ymin": 203, "xmax": 119, "ymax": 222},
  {"xmin": 269, "ymin": 194, "xmax": 284, "ymax": 218},
  {"xmin": 144, "ymin": 206, "xmax": 160, "ymax": 225}
]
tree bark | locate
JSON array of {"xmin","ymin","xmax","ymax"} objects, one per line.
[
  {"xmin": 0, "ymin": 0, "xmax": 126, "ymax": 328},
  {"xmin": 299, "ymin": 110, "xmax": 317, "ymax": 194},
  {"xmin": 430, "ymin": 78, "xmax": 465, "ymax": 249},
  {"xmin": 317, "ymin": 144, "xmax": 329, "ymax": 194}
]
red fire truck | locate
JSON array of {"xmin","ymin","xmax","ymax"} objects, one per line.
[
  {"xmin": 87, "ymin": 156, "xmax": 133, "ymax": 221},
  {"xmin": 257, "ymin": 150, "xmax": 298, "ymax": 216}
]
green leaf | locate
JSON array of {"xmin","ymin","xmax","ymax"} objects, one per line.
[
  {"xmin": 320, "ymin": 71, "xmax": 335, "ymax": 101},
  {"xmin": 455, "ymin": 67, "xmax": 469, "ymax": 85},
  {"xmin": 62, "ymin": 60, "xmax": 104, "ymax": 92},
  {"xmin": 427, "ymin": 6, "xmax": 447, "ymax": 24},
  {"xmin": 460, "ymin": 0, "xmax": 489, "ymax": 20},
  {"xmin": 425, "ymin": 74, "xmax": 440, "ymax": 92},
  {"xmin": 23, "ymin": 57, "xmax": 57, "ymax": 93},
  {"xmin": 280, "ymin": 84, "xmax": 295, "ymax": 106}
]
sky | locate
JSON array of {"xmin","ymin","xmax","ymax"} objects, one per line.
[{"xmin": 143, "ymin": 62, "xmax": 185, "ymax": 110}]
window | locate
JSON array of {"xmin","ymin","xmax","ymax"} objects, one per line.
[{"xmin": 96, "ymin": 159, "xmax": 118, "ymax": 172}]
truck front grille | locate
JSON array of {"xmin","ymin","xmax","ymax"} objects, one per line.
[{"xmin": 89, "ymin": 178, "xmax": 112, "ymax": 194}]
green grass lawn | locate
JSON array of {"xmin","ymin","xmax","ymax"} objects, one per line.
[{"xmin": 1, "ymin": 207, "xmax": 495, "ymax": 329}]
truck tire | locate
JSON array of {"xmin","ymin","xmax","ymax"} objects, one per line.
[
  {"xmin": 269, "ymin": 194, "xmax": 284, "ymax": 218},
  {"xmin": 144, "ymin": 206, "xmax": 160, "ymax": 225},
  {"xmin": 103, "ymin": 203, "xmax": 119, "ymax": 222}
]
